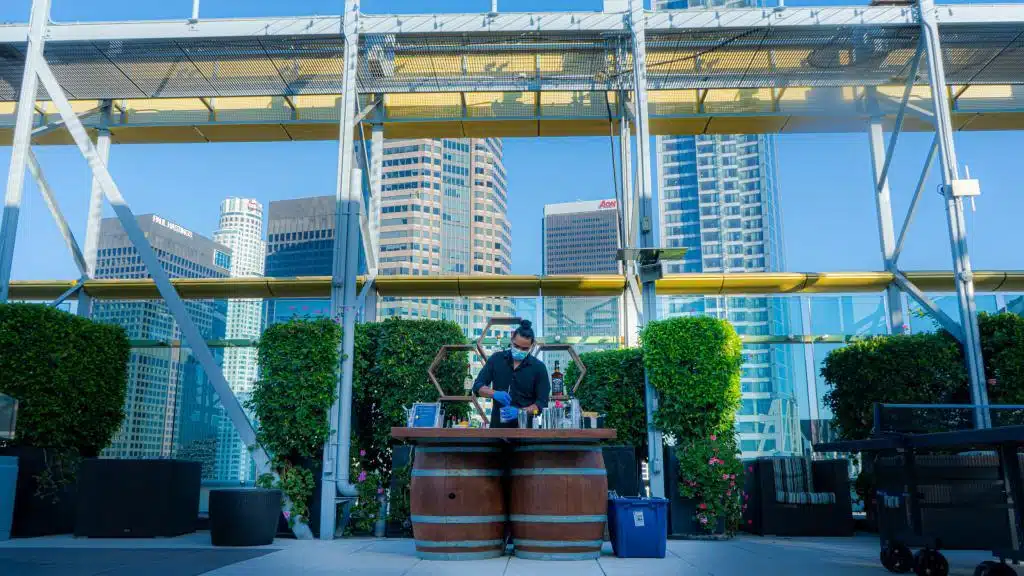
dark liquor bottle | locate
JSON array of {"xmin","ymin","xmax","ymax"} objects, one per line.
[{"xmin": 551, "ymin": 360, "xmax": 564, "ymax": 396}]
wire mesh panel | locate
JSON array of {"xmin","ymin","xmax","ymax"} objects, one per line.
[{"xmin": 876, "ymin": 404, "xmax": 1024, "ymax": 436}]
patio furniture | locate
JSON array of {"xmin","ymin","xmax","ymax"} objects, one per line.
[
  {"xmin": 742, "ymin": 456, "xmax": 853, "ymax": 537},
  {"xmin": 209, "ymin": 488, "xmax": 282, "ymax": 547},
  {"xmin": 75, "ymin": 459, "xmax": 201, "ymax": 538}
]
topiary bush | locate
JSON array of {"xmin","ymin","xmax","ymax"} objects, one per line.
[
  {"xmin": 976, "ymin": 312, "xmax": 1024, "ymax": 405},
  {"xmin": 821, "ymin": 333, "xmax": 966, "ymax": 441},
  {"xmin": 567, "ymin": 348, "xmax": 646, "ymax": 452},
  {"xmin": 641, "ymin": 316, "xmax": 744, "ymax": 534},
  {"xmin": 0, "ymin": 303, "xmax": 129, "ymax": 498},
  {"xmin": 641, "ymin": 316, "xmax": 743, "ymax": 441},
  {"xmin": 248, "ymin": 317, "xmax": 342, "ymax": 526}
]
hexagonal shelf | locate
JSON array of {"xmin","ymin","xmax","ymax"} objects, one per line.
[
  {"xmin": 427, "ymin": 344, "xmax": 488, "ymax": 424},
  {"xmin": 475, "ymin": 316, "xmax": 526, "ymax": 361},
  {"xmin": 535, "ymin": 343, "xmax": 587, "ymax": 398}
]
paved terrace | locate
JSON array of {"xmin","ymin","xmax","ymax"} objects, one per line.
[{"xmin": 0, "ymin": 533, "xmax": 1018, "ymax": 575}]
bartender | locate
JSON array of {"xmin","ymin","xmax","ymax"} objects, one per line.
[{"xmin": 472, "ymin": 320, "xmax": 550, "ymax": 428}]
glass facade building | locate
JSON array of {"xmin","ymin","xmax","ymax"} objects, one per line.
[{"xmin": 93, "ymin": 215, "xmax": 231, "ymax": 476}]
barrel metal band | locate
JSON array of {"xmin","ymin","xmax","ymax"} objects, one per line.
[
  {"xmin": 417, "ymin": 446, "xmax": 502, "ymax": 453},
  {"xmin": 514, "ymin": 550, "xmax": 601, "ymax": 561},
  {"xmin": 513, "ymin": 445, "xmax": 602, "ymax": 452},
  {"xmin": 416, "ymin": 539, "xmax": 505, "ymax": 549},
  {"xmin": 509, "ymin": 514, "xmax": 607, "ymax": 523},
  {"xmin": 412, "ymin": 469, "xmax": 503, "ymax": 477},
  {"xmin": 412, "ymin": 515, "xmax": 507, "ymax": 524},
  {"xmin": 513, "ymin": 539, "xmax": 604, "ymax": 548},
  {"xmin": 416, "ymin": 550, "xmax": 506, "ymax": 561},
  {"xmin": 510, "ymin": 468, "xmax": 607, "ymax": 476}
]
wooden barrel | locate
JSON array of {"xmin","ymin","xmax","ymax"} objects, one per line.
[
  {"xmin": 410, "ymin": 445, "xmax": 507, "ymax": 560},
  {"xmin": 509, "ymin": 444, "xmax": 608, "ymax": 560}
]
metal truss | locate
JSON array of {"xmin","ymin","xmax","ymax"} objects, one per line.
[{"xmin": 867, "ymin": 0, "xmax": 992, "ymax": 428}]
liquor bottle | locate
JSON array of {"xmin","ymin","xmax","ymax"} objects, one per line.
[{"xmin": 551, "ymin": 360, "xmax": 564, "ymax": 396}]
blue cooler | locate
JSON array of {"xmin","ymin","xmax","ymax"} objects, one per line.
[
  {"xmin": 0, "ymin": 456, "xmax": 16, "ymax": 541},
  {"xmin": 608, "ymin": 497, "xmax": 668, "ymax": 558}
]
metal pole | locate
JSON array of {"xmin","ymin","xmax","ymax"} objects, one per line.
[
  {"xmin": 321, "ymin": 0, "xmax": 361, "ymax": 540},
  {"xmin": 363, "ymin": 125, "xmax": 383, "ymax": 322},
  {"xmin": 918, "ymin": 0, "xmax": 991, "ymax": 429},
  {"xmin": 191, "ymin": 0, "xmax": 200, "ymax": 22},
  {"xmin": 80, "ymin": 101, "xmax": 113, "ymax": 317},
  {"xmin": 629, "ymin": 0, "xmax": 664, "ymax": 499},
  {"xmin": 866, "ymin": 88, "xmax": 905, "ymax": 334},
  {"xmin": 619, "ymin": 104, "xmax": 640, "ymax": 348},
  {"xmin": 0, "ymin": 0, "xmax": 49, "ymax": 303}
]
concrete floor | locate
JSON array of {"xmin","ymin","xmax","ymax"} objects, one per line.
[{"xmin": 0, "ymin": 532, "xmax": 1018, "ymax": 575}]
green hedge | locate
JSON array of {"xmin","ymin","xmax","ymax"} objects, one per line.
[
  {"xmin": 249, "ymin": 317, "xmax": 342, "ymax": 523},
  {"xmin": 641, "ymin": 316, "xmax": 743, "ymax": 441},
  {"xmin": 977, "ymin": 312, "xmax": 1024, "ymax": 404},
  {"xmin": 0, "ymin": 303, "xmax": 129, "ymax": 457},
  {"xmin": 567, "ymin": 348, "xmax": 646, "ymax": 451}
]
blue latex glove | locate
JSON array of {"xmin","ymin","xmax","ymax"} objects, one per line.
[
  {"xmin": 500, "ymin": 406, "xmax": 519, "ymax": 423},
  {"xmin": 493, "ymin": 390, "xmax": 512, "ymax": 407}
]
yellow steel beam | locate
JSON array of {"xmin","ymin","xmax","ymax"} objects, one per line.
[{"xmin": 8, "ymin": 272, "xmax": 1024, "ymax": 301}]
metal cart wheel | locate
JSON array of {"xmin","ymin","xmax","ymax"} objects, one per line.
[
  {"xmin": 881, "ymin": 544, "xmax": 915, "ymax": 573},
  {"xmin": 975, "ymin": 561, "xmax": 1017, "ymax": 576},
  {"xmin": 913, "ymin": 549, "xmax": 949, "ymax": 576}
]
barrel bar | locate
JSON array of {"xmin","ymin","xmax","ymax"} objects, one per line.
[
  {"xmin": 510, "ymin": 468, "xmax": 606, "ymax": 476},
  {"xmin": 416, "ymin": 539, "xmax": 505, "ymax": 548},
  {"xmin": 417, "ymin": 550, "xmax": 506, "ymax": 561},
  {"xmin": 509, "ymin": 514, "xmax": 607, "ymax": 523},
  {"xmin": 416, "ymin": 446, "xmax": 502, "ymax": 453},
  {"xmin": 412, "ymin": 469, "xmax": 504, "ymax": 477},
  {"xmin": 512, "ymin": 445, "xmax": 602, "ymax": 452},
  {"xmin": 412, "ymin": 515, "xmax": 508, "ymax": 524},
  {"xmin": 513, "ymin": 539, "xmax": 604, "ymax": 548},
  {"xmin": 514, "ymin": 550, "xmax": 600, "ymax": 561}
]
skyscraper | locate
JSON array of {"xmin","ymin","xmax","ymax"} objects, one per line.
[
  {"xmin": 211, "ymin": 198, "xmax": 265, "ymax": 482},
  {"xmin": 93, "ymin": 215, "xmax": 230, "ymax": 470},
  {"xmin": 656, "ymin": 0, "xmax": 796, "ymax": 459},
  {"xmin": 542, "ymin": 199, "xmax": 622, "ymax": 347},
  {"xmin": 377, "ymin": 138, "xmax": 512, "ymax": 338}
]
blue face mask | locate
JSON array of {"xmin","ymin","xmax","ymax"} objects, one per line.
[{"xmin": 510, "ymin": 347, "xmax": 529, "ymax": 362}]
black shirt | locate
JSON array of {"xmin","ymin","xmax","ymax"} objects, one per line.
[{"xmin": 472, "ymin": 350, "xmax": 551, "ymax": 428}]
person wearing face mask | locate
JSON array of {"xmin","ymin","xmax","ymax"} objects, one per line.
[{"xmin": 472, "ymin": 320, "xmax": 550, "ymax": 428}]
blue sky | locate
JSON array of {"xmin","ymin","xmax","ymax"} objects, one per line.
[{"xmin": 2, "ymin": 0, "xmax": 1023, "ymax": 280}]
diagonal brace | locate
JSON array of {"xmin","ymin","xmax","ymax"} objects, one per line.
[
  {"xmin": 50, "ymin": 276, "xmax": 86, "ymax": 308},
  {"xmin": 892, "ymin": 270, "xmax": 964, "ymax": 342},
  {"xmin": 876, "ymin": 41, "xmax": 925, "ymax": 193},
  {"xmin": 893, "ymin": 135, "xmax": 938, "ymax": 265},
  {"xmin": 30, "ymin": 51, "xmax": 313, "ymax": 539},
  {"xmin": 27, "ymin": 149, "xmax": 89, "ymax": 277}
]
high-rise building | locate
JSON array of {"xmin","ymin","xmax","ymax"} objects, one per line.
[
  {"xmin": 93, "ymin": 215, "xmax": 230, "ymax": 471},
  {"xmin": 542, "ymin": 199, "xmax": 621, "ymax": 347},
  {"xmin": 656, "ymin": 0, "xmax": 796, "ymax": 461},
  {"xmin": 211, "ymin": 198, "xmax": 265, "ymax": 482},
  {"xmin": 377, "ymin": 138, "xmax": 513, "ymax": 339}
]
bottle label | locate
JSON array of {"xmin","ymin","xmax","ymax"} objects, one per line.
[{"xmin": 552, "ymin": 377, "xmax": 564, "ymax": 394}]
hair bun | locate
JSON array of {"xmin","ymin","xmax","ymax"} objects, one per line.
[{"xmin": 519, "ymin": 319, "xmax": 532, "ymax": 329}]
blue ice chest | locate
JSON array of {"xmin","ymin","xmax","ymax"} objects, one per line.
[{"xmin": 608, "ymin": 497, "xmax": 668, "ymax": 558}]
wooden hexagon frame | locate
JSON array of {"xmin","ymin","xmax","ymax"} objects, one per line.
[
  {"xmin": 427, "ymin": 344, "xmax": 488, "ymax": 425},
  {"xmin": 535, "ymin": 343, "xmax": 587, "ymax": 399}
]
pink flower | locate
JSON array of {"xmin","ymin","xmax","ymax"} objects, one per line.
[
  {"xmin": 708, "ymin": 458, "xmax": 716, "ymax": 466},
  {"xmin": 699, "ymin": 517, "xmax": 709, "ymax": 525},
  {"xmin": 359, "ymin": 449, "xmax": 366, "ymax": 457},
  {"xmin": 357, "ymin": 471, "xmax": 367, "ymax": 483},
  {"xmin": 554, "ymin": 400, "xmax": 564, "ymax": 408},
  {"xmin": 748, "ymin": 519, "xmax": 753, "ymax": 525},
  {"xmin": 747, "ymin": 466, "xmax": 754, "ymax": 473},
  {"xmin": 726, "ymin": 490, "xmax": 732, "ymax": 497},
  {"xmin": 698, "ymin": 503, "xmax": 707, "ymax": 510},
  {"xmin": 729, "ymin": 474, "xmax": 735, "ymax": 480},
  {"xmin": 744, "ymin": 494, "xmax": 750, "ymax": 501},
  {"xmin": 722, "ymin": 474, "xmax": 729, "ymax": 480},
  {"xmin": 377, "ymin": 487, "xmax": 384, "ymax": 495},
  {"xmin": 710, "ymin": 435, "xmax": 717, "ymax": 441}
]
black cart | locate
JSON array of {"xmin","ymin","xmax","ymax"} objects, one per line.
[{"xmin": 816, "ymin": 420, "xmax": 1024, "ymax": 576}]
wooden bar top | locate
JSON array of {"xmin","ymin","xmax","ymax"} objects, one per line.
[{"xmin": 391, "ymin": 427, "xmax": 616, "ymax": 444}]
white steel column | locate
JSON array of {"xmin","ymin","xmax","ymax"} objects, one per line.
[
  {"xmin": 0, "ymin": 0, "xmax": 49, "ymax": 303},
  {"xmin": 620, "ymin": 106, "xmax": 640, "ymax": 348},
  {"xmin": 80, "ymin": 101, "xmax": 113, "ymax": 317},
  {"xmin": 866, "ymin": 89, "xmax": 906, "ymax": 334},
  {"xmin": 362, "ymin": 125, "xmax": 383, "ymax": 323},
  {"xmin": 321, "ymin": 0, "xmax": 362, "ymax": 540},
  {"xmin": 919, "ymin": 0, "xmax": 991, "ymax": 428},
  {"xmin": 629, "ymin": 0, "xmax": 664, "ymax": 499}
]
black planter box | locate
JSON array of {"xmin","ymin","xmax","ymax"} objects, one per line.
[
  {"xmin": 386, "ymin": 445, "xmax": 413, "ymax": 538},
  {"xmin": 0, "ymin": 446, "xmax": 76, "ymax": 537},
  {"xmin": 75, "ymin": 459, "xmax": 201, "ymax": 538},
  {"xmin": 276, "ymin": 458, "xmax": 323, "ymax": 539},
  {"xmin": 664, "ymin": 446, "xmax": 725, "ymax": 538},
  {"xmin": 210, "ymin": 488, "xmax": 282, "ymax": 547},
  {"xmin": 603, "ymin": 446, "xmax": 642, "ymax": 497}
]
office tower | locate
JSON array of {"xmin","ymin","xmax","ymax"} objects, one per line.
[
  {"xmin": 211, "ymin": 198, "xmax": 265, "ymax": 482},
  {"xmin": 542, "ymin": 199, "xmax": 622, "ymax": 348},
  {"xmin": 377, "ymin": 138, "xmax": 513, "ymax": 339},
  {"xmin": 93, "ymin": 215, "xmax": 230, "ymax": 471}
]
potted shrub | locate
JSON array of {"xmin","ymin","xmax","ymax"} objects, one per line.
[
  {"xmin": 0, "ymin": 304, "xmax": 129, "ymax": 537},
  {"xmin": 568, "ymin": 348, "xmax": 646, "ymax": 497},
  {"xmin": 641, "ymin": 316, "xmax": 743, "ymax": 537}
]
